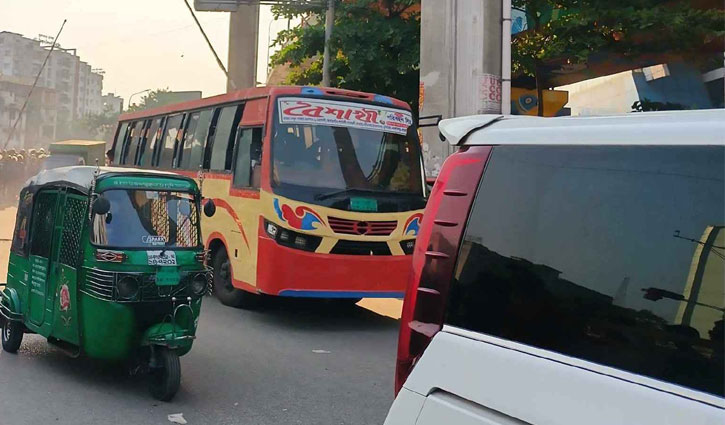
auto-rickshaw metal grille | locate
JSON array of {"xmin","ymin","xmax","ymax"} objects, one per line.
[
  {"xmin": 59, "ymin": 196, "xmax": 88, "ymax": 268},
  {"xmin": 81, "ymin": 267, "xmax": 211, "ymax": 302}
]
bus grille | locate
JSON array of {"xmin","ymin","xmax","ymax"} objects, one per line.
[{"xmin": 328, "ymin": 217, "xmax": 398, "ymax": 236}]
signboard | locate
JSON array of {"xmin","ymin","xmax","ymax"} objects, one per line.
[
  {"xmin": 194, "ymin": 1, "xmax": 325, "ymax": 12},
  {"xmin": 278, "ymin": 97, "xmax": 413, "ymax": 136},
  {"xmin": 477, "ymin": 73, "xmax": 502, "ymax": 114}
]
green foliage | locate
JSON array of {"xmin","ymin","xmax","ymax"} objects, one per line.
[
  {"xmin": 512, "ymin": 0, "xmax": 724, "ymax": 115},
  {"xmin": 126, "ymin": 88, "xmax": 174, "ymax": 112},
  {"xmin": 512, "ymin": 0, "xmax": 725, "ymax": 78},
  {"xmin": 271, "ymin": 0, "xmax": 421, "ymax": 113},
  {"xmin": 56, "ymin": 104, "xmax": 120, "ymax": 143}
]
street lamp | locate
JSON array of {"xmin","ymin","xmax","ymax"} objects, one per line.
[{"xmin": 128, "ymin": 89, "xmax": 151, "ymax": 109}]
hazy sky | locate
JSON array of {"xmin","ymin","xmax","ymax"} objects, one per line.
[{"xmin": 0, "ymin": 1, "xmax": 286, "ymax": 106}]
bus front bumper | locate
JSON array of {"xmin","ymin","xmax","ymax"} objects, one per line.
[{"xmin": 256, "ymin": 238, "xmax": 409, "ymax": 299}]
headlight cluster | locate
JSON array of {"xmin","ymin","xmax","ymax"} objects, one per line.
[
  {"xmin": 264, "ymin": 219, "xmax": 322, "ymax": 252},
  {"xmin": 117, "ymin": 275, "xmax": 140, "ymax": 300},
  {"xmin": 400, "ymin": 239, "xmax": 416, "ymax": 255},
  {"xmin": 190, "ymin": 272, "xmax": 210, "ymax": 296}
]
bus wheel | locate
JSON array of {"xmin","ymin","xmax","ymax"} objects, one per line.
[
  {"xmin": 149, "ymin": 348, "xmax": 181, "ymax": 401},
  {"xmin": 1, "ymin": 320, "xmax": 23, "ymax": 353},
  {"xmin": 212, "ymin": 250, "xmax": 261, "ymax": 309}
]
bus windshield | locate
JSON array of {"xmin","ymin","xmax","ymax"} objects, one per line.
[
  {"xmin": 91, "ymin": 190, "xmax": 200, "ymax": 249},
  {"xmin": 271, "ymin": 122, "xmax": 424, "ymax": 204}
]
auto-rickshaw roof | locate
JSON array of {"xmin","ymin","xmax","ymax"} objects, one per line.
[{"xmin": 24, "ymin": 166, "xmax": 197, "ymax": 194}]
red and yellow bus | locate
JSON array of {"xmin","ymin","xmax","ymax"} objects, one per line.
[{"xmin": 109, "ymin": 86, "xmax": 426, "ymax": 308}]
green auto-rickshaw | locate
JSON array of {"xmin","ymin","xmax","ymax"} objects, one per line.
[{"xmin": 0, "ymin": 166, "xmax": 215, "ymax": 401}]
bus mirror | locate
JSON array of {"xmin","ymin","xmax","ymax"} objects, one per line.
[
  {"xmin": 203, "ymin": 199, "xmax": 216, "ymax": 217},
  {"xmin": 92, "ymin": 196, "xmax": 111, "ymax": 215}
]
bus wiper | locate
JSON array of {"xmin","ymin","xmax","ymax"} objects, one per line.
[{"xmin": 314, "ymin": 188, "xmax": 390, "ymax": 201}]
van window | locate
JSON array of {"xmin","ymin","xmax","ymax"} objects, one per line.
[
  {"xmin": 179, "ymin": 108, "xmax": 213, "ymax": 171},
  {"xmin": 449, "ymin": 146, "xmax": 725, "ymax": 397},
  {"xmin": 157, "ymin": 114, "xmax": 184, "ymax": 168},
  {"xmin": 10, "ymin": 190, "xmax": 33, "ymax": 256},
  {"xmin": 233, "ymin": 127, "xmax": 263, "ymax": 188},
  {"xmin": 138, "ymin": 117, "xmax": 163, "ymax": 167},
  {"xmin": 209, "ymin": 105, "xmax": 243, "ymax": 171},
  {"xmin": 29, "ymin": 191, "xmax": 58, "ymax": 258},
  {"xmin": 112, "ymin": 122, "xmax": 129, "ymax": 164}
]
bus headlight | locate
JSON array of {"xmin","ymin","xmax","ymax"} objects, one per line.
[
  {"xmin": 400, "ymin": 239, "xmax": 416, "ymax": 255},
  {"xmin": 190, "ymin": 273, "xmax": 208, "ymax": 296},
  {"xmin": 117, "ymin": 276, "xmax": 139, "ymax": 300}
]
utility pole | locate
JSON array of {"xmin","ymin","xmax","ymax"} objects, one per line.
[
  {"xmin": 228, "ymin": 3, "xmax": 260, "ymax": 90},
  {"xmin": 322, "ymin": 0, "xmax": 335, "ymax": 87},
  {"xmin": 418, "ymin": 0, "xmax": 504, "ymax": 176}
]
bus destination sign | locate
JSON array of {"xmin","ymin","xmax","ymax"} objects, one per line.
[{"xmin": 278, "ymin": 97, "xmax": 413, "ymax": 135}]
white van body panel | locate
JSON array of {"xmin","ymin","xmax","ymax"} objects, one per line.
[{"xmin": 386, "ymin": 328, "xmax": 724, "ymax": 425}]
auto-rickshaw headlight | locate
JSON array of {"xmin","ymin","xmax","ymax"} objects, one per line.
[
  {"xmin": 117, "ymin": 276, "xmax": 139, "ymax": 300},
  {"xmin": 191, "ymin": 273, "xmax": 208, "ymax": 296}
]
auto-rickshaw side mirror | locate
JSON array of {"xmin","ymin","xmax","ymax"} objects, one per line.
[
  {"xmin": 203, "ymin": 199, "xmax": 216, "ymax": 217},
  {"xmin": 92, "ymin": 196, "xmax": 111, "ymax": 216}
]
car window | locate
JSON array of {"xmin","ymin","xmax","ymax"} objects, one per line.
[{"xmin": 449, "ymin": 145, "xmax": 725, "ymax": 397}]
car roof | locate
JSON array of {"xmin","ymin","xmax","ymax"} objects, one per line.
[
  {"xmin": 25, "ymin": 166, "xmax": 187, "ymax": 192},
  {"xmin": 439, "ymin": 109, "xmax": 725, "ymax": 146}
]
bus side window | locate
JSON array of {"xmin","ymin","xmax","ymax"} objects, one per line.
[
  {"xmin": 156, "ymin": 114, "xmax": 184, "ymax": 169},
  {"xmin": 177, "ymin": 111, "xmax": 200, "ymax": 169},
  {"xmin": 180, "ymin": 108, "xmax": 213, "ymax": 171},
  {"xmin": 232, "ymin": 127, "xmax": 263, "ymax": 189},
  {"xmin": 138, "ymin": 117, "xmax": 163, "ymax": 167},
  {"xmin": 123, "ymin": 121, "xmax": 145, "ymax": 165},
  {"xmin": 208, "ymin": 104, "xmax": 244, "ymax": 172},
  {"xmin": 111, "ymin": 122, "xmax": 129, "ymax": 164}
]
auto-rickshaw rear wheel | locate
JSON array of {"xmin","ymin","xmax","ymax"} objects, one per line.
[
  {"xmin": 212, "ymin": 249, "xmax": 261, "ymax": 309},
  {"xmin": 1, "ymin": 319, "xmax": 23, "ymax": 353},
  {"xmin": 148, "ymin": 347, "xmax": 181, "ymax": 401}
]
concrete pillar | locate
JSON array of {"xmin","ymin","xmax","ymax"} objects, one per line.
[
  {"xmin": 228, "ymin": 4, "xmax": 260, "ymax": 91},
  {"xmin": 419, "ymin": 0, "xmax": 502, "ymax": 176}
]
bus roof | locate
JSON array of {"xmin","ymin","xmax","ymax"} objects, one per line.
[
  {"xmin": 440, "ymin": 109, "xmax": 725, "ymax": 146},
  {"xmin": 118, "ymin": 86, "xmax": 411, "ymax": 122},
  {"xmin": 24, "ymin": 166, "xmax": 194, "ymax": 193}
]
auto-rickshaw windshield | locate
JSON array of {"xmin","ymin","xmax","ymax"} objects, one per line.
[{"xmin": 91, "ymin": 189, "xmax": 200, "ymax": 248}]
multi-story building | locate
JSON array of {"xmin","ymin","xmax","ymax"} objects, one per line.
[
  {"xmin": 0, "ymin": 75, "xmax": 57, "ymax": 148},
  {"xmin": 102, "ymin": 93, "xmax": 124, "ymax": 115},
  {"xmin": 0, "ymin": 31, "xmax": 104, "ymax": 147}
]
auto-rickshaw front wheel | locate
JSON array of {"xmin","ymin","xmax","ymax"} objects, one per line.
[
  {"xmin": 1, "ymin": 319, "xmax": 23, "ymax": 353},
  {"xmin": 148, "ymin": 347, "xmax": 181, "ymax": 401}
]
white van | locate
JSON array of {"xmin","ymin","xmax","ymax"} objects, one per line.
[{"xmin": 385, "ymin": 110, "xmax": 725, "ymax": 425}]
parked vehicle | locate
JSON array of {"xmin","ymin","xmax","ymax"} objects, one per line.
[
  {"xmin": 44, "ymin": 140, "xmax": 107, "ymax": 170},
  {"xmin": 0, "ymin": 166, "xmax": 214, "ymax": 401},
  {"xmin": 108, "ymin": 86, "xmax": 426, "ymax": 308},
  {"xmin": 386, "ymin": 110, "xmax": 725, "ymax": 425}
]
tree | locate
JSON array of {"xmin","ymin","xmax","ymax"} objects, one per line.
[
  {"xmin": 56, "ymin": 105, "xmax": 120, "ymax": 143},
  {"xmin": 126, "ymin": 88, "xmax": 175, "ymax": 112},
  {"xmin": 271, "ymin": 0, "xmax": 421, "ymax": 114},
  {"xmin": 512, "ymin": 0, "xmax": 724, "ymax": 116}
]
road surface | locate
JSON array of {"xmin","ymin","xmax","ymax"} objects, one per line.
[{"xmin": 0, "ymin": 206, "xmax": 403, "ymax": 424}]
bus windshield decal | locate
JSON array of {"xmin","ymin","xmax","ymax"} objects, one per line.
[{"xmin": 278, "ymin": 97, "xmax": 413, "ymax": 136}]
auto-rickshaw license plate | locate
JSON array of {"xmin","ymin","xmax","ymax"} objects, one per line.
[
  {"xmin": 156, "ymin": 269, "xmax": 180, "ymax": 286},
  {"xmin": 147, "ymin": 250, "xmax": 177, "ymax": 266}
]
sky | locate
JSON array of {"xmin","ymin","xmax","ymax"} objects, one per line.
[{"xmin": 0, "ymin": 0, "xmax": 288, "ymax": 106}]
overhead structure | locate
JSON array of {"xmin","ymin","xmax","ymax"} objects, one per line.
[
  {"xmin": 195, "ymin": 0, "xmax": 333, "ymax": 90},
  {"xmin": 195, "ymin": 0, "xmax": 325, "ymax": 10}
]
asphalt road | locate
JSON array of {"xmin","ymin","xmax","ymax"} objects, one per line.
[{"xmin": 0, "ymin": 294, "xmax": 401, "ymax": 425}]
